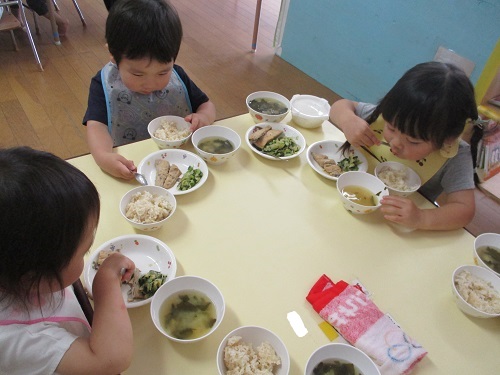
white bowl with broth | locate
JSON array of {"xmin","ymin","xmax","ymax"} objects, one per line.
[
  {"xmin": 473, "ymin": 233, "xmax": 500, "ymax": 277},
  {"xmin": 150, "ymin": 275, "xmax": 225, "ymax": 343},
  {"xmin": 192, "ymin": 125, "xmax": 241, "ymax": 165},
  {"xmin": 305, "ymin": 343, "xmax": 380, "ymax": 375},
  {"xmin": 336, "ymin": 171, "xmax": 389, "ymax": 214},
  {"xmin": 246, "ymin": 91, "xmax": 290, "ymax": 123}
]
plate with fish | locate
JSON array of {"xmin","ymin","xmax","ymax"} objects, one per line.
[
  {"xmin": 245, "ymin": 122, "xmax": 306, "ymax": 160},
  {"xmin": 137, "ymin": 149, "xmax": 209, "ymax": 195},
  {"xmin": 84, "ymin": 234, "xmax": 177, "ymax": 308},
  {"xmin": 307, "ymin": 140, "xmax": 368, "ymax": 180}
]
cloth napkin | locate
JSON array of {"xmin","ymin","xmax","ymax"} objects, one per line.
[{"xmin": 307, "ymin": 275, "xmax": 427, "ymax": 375}]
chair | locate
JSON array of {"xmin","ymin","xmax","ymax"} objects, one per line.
[
  {"xmin": 0, "ymin": 0, "xmax": 43, "ymax": 71},
  {"xmin": 73, "ymin": 279, "xmax": 94, "ymax": 325},
  {"xmin": 31, "ymin": 0, "xmax": 86, "ymax": 36}
]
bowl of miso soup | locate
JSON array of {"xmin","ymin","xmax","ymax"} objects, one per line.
[
  {"xmin": 474, "ymin": 233, "xmax": 500, "ymax": 277},
  {"xmin": 336, "ymin": 171, "xmax": 389, "ymax": 214},
  {"xmin": 150, "ymin": 275, "xmax": 225, "ymax": 343},
  {"xmin": 246, "ymin": 91, "xmax": 290, "ymax": 123},
  {"xmin": 192, "ymin": 125, "xmax": 241, "ymax": 165},
  {"xmin": 305, "ymin": 343, "xmax": 380, "ymax": 375}
]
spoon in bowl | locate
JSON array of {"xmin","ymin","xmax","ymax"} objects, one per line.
[{"xmin": 134, "ymin": 172, "xmax": 149, "ymax": 186}]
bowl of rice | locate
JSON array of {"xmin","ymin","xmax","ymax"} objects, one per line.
[
  {"xmin": 148, "ymin": 115, "xmax": 192, "ymax": 149},
  {"xmin": 119, "ymin": 185, "xmax": 176, "ymax": 231},
  {"xmin": 452, "ymin": 265, "xmax": 500, "ymax": 318},
  {"xmin": 374, "ymin": 161, "xmax": 421, "ymax": 197},
  {"xmin": 217, "ymin": 325, "xmax": 290, "ymax": 375}
]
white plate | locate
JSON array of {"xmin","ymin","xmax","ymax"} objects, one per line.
[
  {"xmin": 306, "ymin": 140, "xmax": 368, "ymax": 180},
  {"xmin": 84, "ymin": 234, "xmax": 177, "ymax": 308},
  {"xmin": 137, "ymin": 149, "xmax": 209, "ymax": 195},
  {"xmin": 245, "ymin": 122, "xmax": 306, "ymax": 160}
]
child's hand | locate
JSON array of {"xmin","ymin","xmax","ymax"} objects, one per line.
[
  {"xmin": 96, "ymin": 252, "xmax": 136, "ymax": 284},
  {"xmin": 185, "ymin": 113, "xmax": 211, "ymax": 132},
  {"xmin": 380, "ymin": 195, "xmax": 423, "ymax": 229},
  {"xmin": 344, "ymin": 116, "xmax": 380, "ymax": 149},
  {"xmin": 95, "ymin": 152, "xmax": 136, "ymax": 180}
]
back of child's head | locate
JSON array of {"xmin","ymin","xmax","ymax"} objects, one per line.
[
  {"xmin": 0, "ymin": 147, "xmax": 100, "ymax": 308},
  {"xmin": 106, "ymin": 0, "xmax": 182, "ymax": 66},
  {"xmin": 366, "ymin": 61, "xmax": 478, "ymax": 148}
]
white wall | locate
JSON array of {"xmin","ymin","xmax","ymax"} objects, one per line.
[{"xmin": 278, "ymin": 0, "xmax": 500, "ymax": 103}]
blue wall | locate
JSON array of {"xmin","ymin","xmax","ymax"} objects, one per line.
[{"xmin": 279, "ymin": 0, "xmax": 499, "ymax": 103}]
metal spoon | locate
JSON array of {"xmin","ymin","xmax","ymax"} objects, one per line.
[{"xmin": 134, "ymin": 172, "xmax": 149, "ymax": 186}]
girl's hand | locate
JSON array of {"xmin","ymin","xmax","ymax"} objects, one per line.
[
  {"xmin": 343, "ymin": 116, "xmax": 380, "ymax": 148},
  {"xmin": 185, "ymin": 113, "xmax": 211, "ymax": 132},
  {"xmin": 380, "ymin": 195, "xmax": 423, "ymax": 229},
  {"xmin": 98, "ymin": 252, "xmax": 136, "ymax": 283}
]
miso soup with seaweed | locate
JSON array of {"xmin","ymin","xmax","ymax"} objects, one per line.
[
  {"xmin": 160, "ymin": 290, "xmax": 217, "ymax": 340},
  {"xmin": 248, "ymin": 98, "xmax": 288, "ymax": 115}
]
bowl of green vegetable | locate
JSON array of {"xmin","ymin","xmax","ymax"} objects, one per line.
[
  {"xmin": 246, "ymin": 122, "xmax": 306, "ymax": 160},
  {"xmin": 150, "ymin": 275, "xmax": 225, "ymax": 343},
  {"xmin": 192, "ymin": 125, "xmax": 241, "ymax": 165},
  {"xmin": 307, "ymin": 140, "xmax": 368, "ymax": 180}
]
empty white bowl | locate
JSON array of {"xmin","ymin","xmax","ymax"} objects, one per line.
[
  {"xmin": 473, "ymin": 233, "xmax": 500, "ymax": 277},
  {"xmin": 305, "ymin": 343, "xmax": 380, "ymax": 375},
  {"xmin": 120, "ymin": 185, "xmax": 176, "ymax": 231},
  {"xmin": 336, "ymin": 171, "xmax": 389, "ymax": 214},
  {"xmin": 148, "ymin": 115, "xmax": 192, "ymax": 149},
  {"xmin": 150, "ymin": 275, "xmax": 225, "ymax": 343},
  {"xmin": 246, "ymin": 91, "xmax": 290, "ymax": 123},
  {"xmin": 452, "ymin": 265, "xmax": 500, "ymax": 318},
  {"xmin": 290, "ymin": 94, "xmax": 330, "ymax": 128},
  {"xmin": 192, "ymin": 125, "xmax": 241, "ymax": 165},
  {"xmin": 217, "ymin": 326, "xmax": 290, "ymax": 375},
  {"xmin": 374, "ymin": 161, "xmax": 421, "ymax": 197}
]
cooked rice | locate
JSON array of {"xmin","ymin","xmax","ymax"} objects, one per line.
[
  {"xmin": 223, "ymin": 335, "xmax": 281, "ymax": 375},
  {"xmin": 455, "ymin": 270, "xmax": 500, "ymax": 314},
  {"xmin": 378, "ymin": 166, "xmax": 415, "ymax": 191},
  {"xmin": 153, "ymin": 120, "xmax": 191, "ymax": 141},
  {"xmin": 125, "ymin": 191, "xmax": 173, "ymax": 224}
]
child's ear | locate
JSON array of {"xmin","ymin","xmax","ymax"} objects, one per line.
[{"xmin": 105, "ymin": 43, "xmax": 117, "ymax": 65}]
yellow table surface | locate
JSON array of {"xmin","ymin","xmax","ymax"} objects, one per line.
[{"xmin": 69, "ymin": 114, "xmax": 499, "ymax": 374}]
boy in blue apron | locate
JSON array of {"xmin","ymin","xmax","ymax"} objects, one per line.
[
  {"xmin": 330, "ymin": 62, "xmax": 479, "ymax": 231},
  {"xmin": 83, "ymin": 0, "xmax": 216, "ymax": 179}
]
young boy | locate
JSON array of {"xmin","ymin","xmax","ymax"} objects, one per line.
[{"xmin": 83, "ymin": 0, "xmax": 216, "ymax": 179}]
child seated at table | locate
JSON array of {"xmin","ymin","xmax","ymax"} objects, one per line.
[
  {"xmin": 330, "ymin": 61, "xmax": 479, "ymax": 231},
  {"xmin": 83, "ymin": 0, "xmax": 216, "ymax": 179},
  {"xmin": 0, "ymin": 146, "xmax": 136, "ymax": 374}
]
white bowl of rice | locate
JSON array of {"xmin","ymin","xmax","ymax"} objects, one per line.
[
  {"xmin": 120, "ymin": 185, "xmax": 176, "ymax": 231},
  {"xmin": 374, "ymin": 161, "xmax": 421, "ymax": 197},
  {"xmin": 148, "ymin": 115, "xmax": 192, "ymax": 149},
  {"xmin": 217, "ymin": 326, "xmax": 290, "ymax": 375},
  {"xmin": 452, "ymin": 265, "xmax": 500, "ymax": 318}
]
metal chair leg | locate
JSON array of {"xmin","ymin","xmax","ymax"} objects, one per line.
[
  {"xmin": 71, "ymin": 0, "xmax": 86, "ymax": 26},
  {"xmin": 52, "ymin": 0, "xmax": 60, "ymax": 11},
  {"xmin": 31, "ymin": 9, "xmax": 40, "ymax": 35},
  {"xmin": 9, "ymin": 30, "xmax": 19, "ymax": 51},
  {"xmin": 19, "ymin": 8, "xmax": 43, "ymax": 71}
]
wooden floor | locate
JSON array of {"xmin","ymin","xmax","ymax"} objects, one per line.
[{"xmin": 0, "ymin": 0, "xmax": 498, "ymax": 236}]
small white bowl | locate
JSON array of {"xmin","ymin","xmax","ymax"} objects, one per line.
[
  {"xmin": 150, "ymin": 275, "xmax": 225, "ymax": 343},
  {"xmin": 245, "ymin": 122, "xmax": 306, "ymax": 161},
  {"xmin": 120, "ymin": 185, "xmax": 176, "ymax": 231},
  {"xmin": 83, "ymin": 234, "xmax": 177, "ymax": 308},
  {"xmin": 451, "ymin": 265, "xmax": 500, "ymax": 318},
  {"xmin": 216, "ymin": 326, "xmax": 290, "ymax": 375},
  {"xmin": 148, "ymin": 115, "xmax": 192, "ymax": 149},
  {"xmin": 336, "ymin": 171, "xmax": 389, "ymax": 214},
  {"xmin": 305, "ymin": 343, "xmax": 381, "ymax": 375},
  {"xmin": 192, "ymin": 125, "xmax": 241, "ymax": 165},
  {"xmin": 473, "ymin": 233, "xmax": 500, "ymax": 277},
  {"xmin": 290, "ymin": 94, "xmax": 330, "ymax": 129},
  {"xmin": 374, "ymin": 161, "xmax": 421, "ymax": 197},
  {"xmin": 246, "ymin": 91, "xmax": 290, "ymax": 123}
]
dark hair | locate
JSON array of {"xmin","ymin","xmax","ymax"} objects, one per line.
[
  {"xmin": 0, "ymin": 147, "xmax": 100, "ymax": 309},
  {"xmin": 366, "ymin": 62, "xmax": 478, "ymax": 148},
  {"xmin": 106, "ymin": 0, "xmax": 183, "ymax": 66}
]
